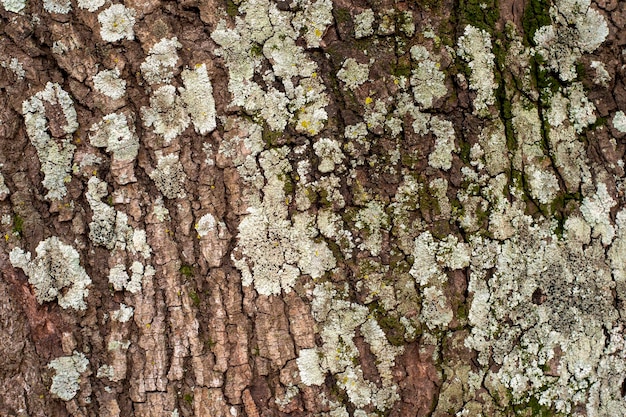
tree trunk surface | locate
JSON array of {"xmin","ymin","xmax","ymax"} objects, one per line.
[{"xmin": 0, "ymin": 0, "xmax": 625, "ymax": 415}]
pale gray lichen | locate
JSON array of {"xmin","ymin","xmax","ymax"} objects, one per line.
[
  {"xmin": 86, "ymin": 176, "xmax": 117, "ymax": 249},
  {"xmin": 313, "ymin": 137, "xmax": 344, "ymax": 173},
  {"xmin": 98, "ymin": 4, "xmax": 135, "ymax": 43},
  {"xmin": 1, "ymin": 57, "xmax": 25, "ymax": 80},
  {"xmin": 9, "ymin": 236, "xmax": 91, "ymax": 310},
  {"xmin": 22, "ymin": 82, "xmax": 78, "ymax": 200},
  {"xmin": 1, "ymin": 0, "xmax": 26, "ymax": 13},
  {"xmin": 428, "ymin": 116, "xmax": 456, "ymax": 170},
  {"xmin": 47, "ymin": 351, "xmax": 89, "ymax": 401},
  {"xmin": 44, "ymin": 0, "xmax": 71, "ymax": 14},
  {"xmin": 354, "ymin": 9, "xmax": 375, "ymax": 39},
  {"xmin": 140, "ymin": 37, "xmax": 182, "ymax": 85},
  {"xmin": 149, "ymin": 153, "xmax": 186, "ymax": 199},
  {"xmin": 354, "ymin": 200, "xmax": 389, "ymax": 256},
  {"xmin": 108, "ymin": 263, "xmax": 130, "ymax": 291},
  {"xmin": 614, "ymin": 111, "xmax": 626, "ymax": 133},
  {"xmin": 409, "ymin": 46, "xmax": 448, "ymax": 109},
  {"xmin": 77, "ymin": 0, "xmax": 104, "ymax": 11},
  {"xmin": 180, "ymin": 64, "xmax": 217, "ymax": 135},
  {"xmin": 297, "ymin": 282, "xmax": 403, "ymax": 412},
  {"xmin": 141, "ymin": 85, "xmax": 190, "ymax": 142},
  {"xmin": 195, "ymin": 213, "xmax": 216, "ymax": 237},
  {"xmin": 89, "ymin": 113, "xmax": 139, "ymax": 162},
  {"xmin": 336, "ymin": 58, "xmax": 369, "ymax": 91},
  {"xmin": 533, "ymin": 0, "xmax": 608, "ymax": 82},
  {"xmin": 457, "ymin": 25, "xmax": 497, "ymax": 115},
  {"xmin": 292, "ymin": 0, "xmax": 333, "ymax": 48},
  {"xmin": 111, "ymin": 303, "xmax": 134, "ymax": 322},
  {"xmin": 232, "ymin": 147, "xmax": 336, "ymax": 296},
  {"xmin": 211, "ymin": 0, "xmax": 329, "ymax": 134},
  {"xmin": 580, "ymin": 182, "xmax": 616, "ymax": 245},
  {"xmin": 92, "ymin": 68, "xmax": 126, "ymax": 100}
]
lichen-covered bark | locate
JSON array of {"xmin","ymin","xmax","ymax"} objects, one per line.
[{"xmin": 0, "ymin": 0, "xmax": 625, "ymax": 415}]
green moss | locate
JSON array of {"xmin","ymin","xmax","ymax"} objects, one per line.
[
  {"xmin": 458, "ymin": 0, "xmax": 499, "ymax": 34},
  {"xmin": 226, "ymin": 0, "xmax": 239, "ymax": 17},
  {"xmin": 183, "ymin": 393, "xmax": 194, "ymax": 405},
  {"xmin": 391, "ymin": 57, "xmax": 412, "ymax": 78},
  {"xmin": 262, "ymin": 125, "xmax": 282, "ymax": 147},
  {"xmin": 511, "ymin": 396, "xmax": 560, "ymax": 416},
  {"xmin": 12, "ymin": 214, "xmax": 23, "ymax": 236},
  {"xmin": 189, "ymin": 290, "xmax": 200, "ymax": 307},
  {"xmin": 180, "ymin": 264, "xmax": 194, "ymax": 277},
  {"xmin": 250, "ymin": 43, "xmax": 263, "ymax": 57},
  {"xmin": 334, "ymin": 7, "xmax": 351, "ymax": 24},
  {"xmin": 522, "ymin": 0, "xmax": 552, "ymax": 46},
  {"xmin": 367, "ymin": 301, "xmax": 407, "ymax": 346}
]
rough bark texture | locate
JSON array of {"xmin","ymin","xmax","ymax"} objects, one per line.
[{"xmin": 1, "ymin": 0, "xmax": 626, "ymax": 416}]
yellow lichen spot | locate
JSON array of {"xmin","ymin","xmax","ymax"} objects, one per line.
[
  {"xmin": 63, "ymin": 175, "xmax": 71, "ymax": 183},
  {"xmin": 365, "ymin": 97, "xmax": 373, "ymax": 105},
  {"xmin": 197, "ymin": 234, "xmax": 201, "ymax": 239},
  {"xmin": 285, "ymin": 197, "xmax": 290, "ymax": 205},
  {"xmin": 315, "ymin": 250, "xmax": 319, "ymax": 256},
  {"xmin": 146, "ymin": 323, "xmax": 151, "ymax": 328},
  {"xmin": 92, "ymin": 170, "xmax": 98, "ymax": 175},
  {"xmin": 312, "ymin": 72, "xmax": 317, "ymax": 78},
  {"xmin": 393, "ymin": 78, "xmax": 399, "ymax": 85},
  {"xmin": 314, "ymin": 28, "xmax": 322, "ymax": 37},
  {"xmin": 300, "ymin": 120, "xmax": 310, "ymax": 129},
  {"xmin": 4, "ymin": 234, "xmax": 9, "ymax": 241},
  {"xmin": 195, "ymin": 63, "xmax": 203, "ymax": 69},
  {"xmin": 294, "ymin": 175, "xmax": 300, "ymax": 181},
  {"xmin": 75, "ymin": 137, "xmax": 81, "ymax": 144}
]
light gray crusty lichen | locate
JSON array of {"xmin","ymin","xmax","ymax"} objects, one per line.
[
  {"xmin": 22, "ymin": 82, "xmax": 79, "ymax": 200},
  {"xmin": 457, "ymin": 25, "xmax": 497, "ymax": 115},
  {"xmin": 47, "ymin": 351, "xmax": 89, "ymax": 401},
  {"xmin": 149, "ymin": 153, "xmax": 187, "ymax": 199},
  {"xmin": 92, "ymin": 68, "xmax": 126, "ymax": 100},
  {"xmin": 98, "ymin": 4, "xmax": 135, "ymax": 42},
  {"xmin": 89, "ymin": 113, "xmax": 139, "ymax": 163},
  {"xmin": 140, "ymin": 37, "xmax": 182, "ymax": 85},
  {"xmin": 10, "ymin": 236, "xmax": 91, "ymax": 310}
]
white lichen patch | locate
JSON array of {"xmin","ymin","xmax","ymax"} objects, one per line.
[
  {"xmin": 2, "ymin": 0, "xmax": 26, "ymax": 13},
  {"xmin": 533, "ymin": 0, "xmax": 608, "ymax": 82},
  {"xmin": 614, "ymin": 111, "xmax": 626, "ymax": 133},
  {"xmin": 566, "ymin": 82, "xmax": 596, "ymax": 133},
  {"xmin": 301, "ymin": 282, "xmax": 403, "ymax": 412},
  {"xmin": 293, "ymin": 0, "xmax": 333, "ymax": 48},
  {"xmin": 10, "ymin": 237, "xmax": 91, "ymax": 310},
  {"xmin": 410, "ymin": 231, "xmax": 469, "ymax": 329},
  {"xmin": 92, "ymin": 68, "xmax": 126, "ymax": 100},
  {"xmin": 428, "ymin": 116, "xmax": 456, "ymax": 170},
  {"xmin": 149, "ymin": 153, "xmax": 186, "ymax": 199},
  {"xmin": 108, "ymin": 263, "xmax": 130, "ymax": 291},
  {"xmin": 47, "ymin": 351, "xmax": 89, "ymax": 401},
  {"xmin": 180, "ymin": 64, "xmax": 217, "ymax": 135},
  {"xmin": 89, "ymin": 113, "xmax": 139, "ymax": 162},
  {"xmin": 296, "ymin": 348, "xmax": 325, "ymax": 386},
  {"xmin": 590, "ymin": 60, "xmax": 610, "ymax": 86},
  {"xmin": 313, "ymin": 137, "xmax": 344, "ymax": 173},
  {"xmin": 211, "ymin": 0, "xmax": 329, "ymax": 135},
  {"xmin": 141, "ymin": 85, "xmax": 190, "ymax": 142},
  {"xmin": 140, "ymin": 37, "xmax": 182, "ymax": 85},
  {"xmin": 44, "ymin": 0, "xmax": 71, "ymax": 14},
  {"xmin": 1, "ymin": 57, "xmax": 25, "ymax": 80},
  {"xmin": 98, "ymin": 4, "xmax": 135, "ymax": 43},
  {"xmin": 409, "ymin": 46, "xmax": 447, "ymax": 109},
  {"xmin": 457, "ymin": 25, "xmax": 497, "ymax": 115},
  {"xmin": 465, "ymin": 211, "xmax": 624, "ymax": 415},
  {"xmin": 77, "ymin": 0, "xmax": 104, "ymax": 11},
  {"xmin": 354, "ymin": 9, "xmax": 375, "ymax": 39},
  {"xmin": 336, "ymin": 58, "xmax": 369, "ymax": 90},
  {"xmin": 526, "ymin": 165, "xmax": 560, "ymax": 205},
  {"xmin": 354, "ymin": 200, "xmax": 389, "ymax": 256},
  {"xmin": 232, "ymin": 147, "xmax": 336, "ymax": 296},
  {"xmin": 111, "ymin": 303, "xmax": 134, "ymax": 322},
  {"xmin": 22, "ymin": 82, "xmax": 78, "ymax": 200},
  {"xmin": 580, "ymin": 182, "xmax": 616, "ymax": 245}
]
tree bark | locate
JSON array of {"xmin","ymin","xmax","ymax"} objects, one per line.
[{"xmin": 0, "ymin": 0, "xmax": 625, "ymax": 416}]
